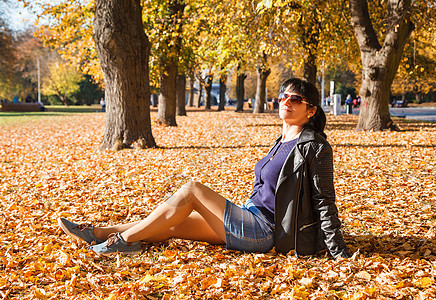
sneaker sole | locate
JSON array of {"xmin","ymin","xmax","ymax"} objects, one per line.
[{"xmin": 89, "ymin": 248, "xmax": 142, "ymax": 256}]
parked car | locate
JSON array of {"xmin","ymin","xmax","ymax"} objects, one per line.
[{"xmin": 391, "ymin": 99, "xmax": 408, "ymax": 108}]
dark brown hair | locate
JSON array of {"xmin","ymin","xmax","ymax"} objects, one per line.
[{"xmin": 279, "ymin": 78, "xmax": 327, "ymax": 138}]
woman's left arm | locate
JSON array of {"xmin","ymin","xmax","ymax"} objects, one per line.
[{"xmin": 309, "ymin": 141, "xmax": 351, "ymax": 259}]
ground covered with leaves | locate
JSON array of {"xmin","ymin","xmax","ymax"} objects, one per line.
[{"xmin": 0, "ymin": 109, "xmax": 435, "ymax": 299}]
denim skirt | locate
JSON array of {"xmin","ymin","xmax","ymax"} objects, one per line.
[{"xmin": 224, "ymin": 199, "xmax": 275, "ymax": 253}]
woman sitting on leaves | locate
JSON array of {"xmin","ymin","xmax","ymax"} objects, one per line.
[{"xmin": 59, "ymin": 78, "xmax": 351, "ymax": 259}]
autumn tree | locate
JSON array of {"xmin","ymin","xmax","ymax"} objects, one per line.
[
  {"xmin": 12, "ymin": 31, "xmax": 49, "ymax": 99},
  {"xmin": 0, "ymin": 21, "xmax": 41, "ymax": 99},
  {"xmin": 349, "ymin": 0, "xmax": 436, "ymax": 130},
  {"xmin": 174, "ymin": 2, "xmax": 205, "ymax": 115},
  {"xmin": 246, "ymin": 1, "xmax": 325, "ymax": 113},
  {"xmin": 32, "ymin": 0, "xmax": 290, "ymax": 116},
  {"xmin": 235, "ymin": 65, "xmax": 247, "ymax": 112},
  {"xmin": 195, "ymin": 74, "xmax": 203, "ymax": 108},
  {"xmin": 33, "ymin": 1, "xmax": 102, "ymax": 83},
  {"xmin": 144, "ymin": 0, "xmax": 185, "ymax": 126},
  {"xmin": 176, "ymin": 74, "xmax": 187, "ymax": 116},
  {"xmin": 267, "ymin": 63, "xmax": 294, "ymax": 99},
  {"xmin": 204, "ymin": 2, "xmax": 253, "ymax": 112},
  {"xmin": 236, "ymin": 5, "xmax": 274, "ymax": 114},
  {"xmin": 2, "ymin": 26, "xmax": 103, "ymax": 105},
  {"xmin": 349, "ymin": 0, "xmax": 416, "ymax": 131},
  {"xmin": 42, "ymin": 61, "xmax": 83, "ymax": 106},
  {"xmin": 257, "ymin": 0, "xmax": 434, "ymax": 129},
  {"xmin": 269, "ymin": 1, "xmax": 323, "ymax": 84},
  {"xmin": 93, "ymin": 0, "xmax": 156, "ymax": 150},
  {"xmin": 204, "ymin": 73, "xmax": 213, "ymax": 109},
  {"xmin": 187, "ymin": 74, "xmax": 195, "ymax": 107},
  {"xmin": 0, "ymin": 15, "xmax": 15, "ymax": 97},
  {"xmin": 186, "ymin": 0, "xmax": 277, "ymax": 113},
  {"xmin": 256, "ymin": 1, "xmax": 358, "ymax": 88},
  {"xmin": 391, "ymin": 28, "xmax": 436, "ymax": 102},
  {"xmin": 209, "ymin": 0, "xmax": 278, "ymax": 114},
  {"xmin": 218, "ymin": 70, "xmax": 227, "ymax": 111},
  {"xmin": 253, "ymin": 53, "xmax": 270, "ymax": 113},
  {"xmin": 0, "ymin": 27, "xmax": 56, "ymax": 100},
  {"xmin": 186, "ymin": 2, "xmax": 221, "ymax": 110}
]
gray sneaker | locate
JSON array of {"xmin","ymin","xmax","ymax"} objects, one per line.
[
  {"xmin": 58, "ymin": 217, "xmax": 104, "ymax": 245},
  {"xmin": 89, "ymin": 233, "xmax": 142, "ymax": 256}
]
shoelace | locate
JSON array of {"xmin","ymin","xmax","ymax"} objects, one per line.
[
  {"xmin": 74, "ymin": 223, "xmax": 94, "ymax": 231},
  {"xmin": 106, "ymin": 233, "xmax": 119, "ymax": 247}
]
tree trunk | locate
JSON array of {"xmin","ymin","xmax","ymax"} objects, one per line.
[
  {"xmin": 152, "ymin": 93, "xmax": 158, "ymax": 107},
  {"xmin": 195, "ymin": 77, "xmax": 203, "ymax": 108},
  {"xmin": 157, "ymin": 0, "xmax": 184, "ymax": 126},
  {"xmin": 158, "ymin": 59, "xmax": 178, "ymax": 126},
  {"xmin": 218, "ymin": 73, "xmax": 226, "ymax": 111},
  {"xmin": 59, "ymin": 94, "xmax": 69, "ymax": 106},
  {"xmin": 299, "ymin": 6, "xmax": 320, "ymax": 86},
  {"xmin": 93, "ymin": 0, "xmax": 156, "ymax": 150},
  {"xmin": 204, "ymin": 75, "xmax": 213, "ymax": 110},
  {"xmin": 302, "ymin": 54, "xmax": 317, "ymax": 85},
  {"xmin": 188, "ymin": 76, "xmax": 194, "ymax": 107},
  {"xmin": 254, "ymin": 67, "xmax": 271, "ymax": 113},
  {"xmin": 235, "ymin": 67, "xmax": 247, "ymax": 112},
  {"xmin": 415, "ymin": 92, "xmax": 420, "ymax": 104},
  {"xmin": 350, "ymin": 0, "xmax": 414, "ymax": 131},
  {"xmin": 176, "ymin": 73, "xmax": 186, "ymax": 116}
]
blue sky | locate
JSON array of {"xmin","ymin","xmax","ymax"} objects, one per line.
[{"xmin": 1, "ymin": 1, "xmax": 38, "ymax": 31}]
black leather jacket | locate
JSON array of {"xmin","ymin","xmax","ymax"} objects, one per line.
[{"xmin": 273, "ymin": 125, "xmax": 351, "ymax": 258}]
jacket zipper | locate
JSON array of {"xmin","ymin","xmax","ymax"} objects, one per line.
[
  {"xmin": 299, "ymin": 221, "xmax": 320, "ymax": 231},
  {"xmin": 293, "ymin": 148, "xmax": 305, "ymax": 257},
  {"xmin": 294, "ymin": 173, "xmax": 301, "ymax": 256}
]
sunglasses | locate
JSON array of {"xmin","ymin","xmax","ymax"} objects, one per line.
[{"xmin": 278, "ymin": 93, "xmax": 313, "ymax": 106}]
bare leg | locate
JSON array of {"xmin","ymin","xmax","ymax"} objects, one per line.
[
  {"xmin": 145, "ymin": 212, "xmax": 224, "ymax": 244},
  {"xmin": 94, "ymin": 181, "xmax": 227, "ymax": 244},
  {"xmin": 93, "ymin": 220, "xmax": 141, "ymax": 241}
]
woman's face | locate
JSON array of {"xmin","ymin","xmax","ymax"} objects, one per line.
[{"xmin": 278, "ymin": 90, "xmax": 317, "ymax": 127}]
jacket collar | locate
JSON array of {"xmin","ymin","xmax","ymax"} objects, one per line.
[{"xmin": 297, "ymin": 125, "xmax": 316, "ymax": 144}]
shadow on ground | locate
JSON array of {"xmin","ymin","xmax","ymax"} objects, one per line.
[
  {"xmin": 344, "ymin": 233, "xmax": 435, "ymax": 260},
  {"xmin": 334, "ymin": 143, "xmax": 435, "ymax": 148}
]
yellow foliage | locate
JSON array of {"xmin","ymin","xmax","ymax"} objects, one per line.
[{"xmin": 42, "ymin": 60, "xmax": 84, "ymax": 104}]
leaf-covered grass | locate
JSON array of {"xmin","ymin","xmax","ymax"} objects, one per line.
[{"xmin": 0, "ymin": 109, "xmax": 435, "ymax": 299}]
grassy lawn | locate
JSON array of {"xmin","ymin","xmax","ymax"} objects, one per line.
[
  {"xmin": 46, "ymin": 104, "xmax": 104, "ymax": 113},
  {"xmin": 0, "ymin": 104, "xmax": 103, "ymax": 126}
]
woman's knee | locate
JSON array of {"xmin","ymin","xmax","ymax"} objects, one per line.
[
  {"xmin": 165, "ymin": 181, "xmax": 202, "ymax": 208},
  {"xmin": 182, "ymin": 181, "xmax": 204, "ymax": 193}
]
